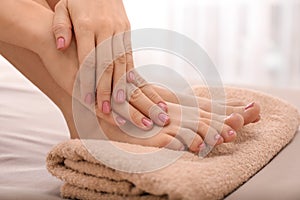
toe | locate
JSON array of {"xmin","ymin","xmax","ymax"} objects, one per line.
[
  {"xmin": 224, "ymin": 113, "xmax": 244, "ymax": 131},
  {"xmin": 203, "ymin": 119, "xmax": 237, "ymax": 143},
  {"xmin": 243, "ymin": 102, "xmax": 261, "ymax": 124},
  {"xmin": 171, "ymin": 128, "xmax": 204, "ymax": 153}
]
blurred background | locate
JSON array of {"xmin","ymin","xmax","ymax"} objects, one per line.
[{"xmin": 124, "ymin": 0, "xmax": 300, "ymax": 89}]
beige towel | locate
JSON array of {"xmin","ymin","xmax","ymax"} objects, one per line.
[{"xmin": 46, "ymin": 87, "xmax": 300, "ymax": 200}]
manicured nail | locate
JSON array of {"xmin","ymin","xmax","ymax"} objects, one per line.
[
  {"xmin": 228, "ymin": 130, "xmax": 236, "ymax": 136},
  {"xmin": 158, "ymin": 102, "xmax": 168, "ymax": 112},
  {"xmin": 128, "ymin": 71, "xmax": 135, "ymax": 82},
  {"xmin": 158, "ymin": 113, "xmax": 170, "ymax": 124},
  {"xmin": 116, "ymin": 89, "xmax": 125, "ymax": 103},
  {"xmin": 245, "ymin": 102, "xmax": 255, "ymax": 110},
  {"xmin": 116, "ymin": 116, "xmax": 126, "ymax": 126},
  {"xmin": 142, "ymin": 118, "xmax": 153, "ymax": 127},
  {"xmin": 84, "ymin": 93, "xmax": 93, "ymax": 105},
  {"xmin": 57, "ymin": 37, "xmax": 65, "ymax": 49},
  {"xmin": 102, "ymin": 101, "xmax": 111, "ymax": 114},
  {"xmin": 214, "ymin": 134, "xmax": 221, "ymax": 141}
]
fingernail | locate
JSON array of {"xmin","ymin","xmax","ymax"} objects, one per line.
[
  {"xmin": 57, "ymin": 37, "xmax": 65, "ymax": 49},
  {"xmin": 102, "ymin": 101, "xmax": 111, "ymax": 114},
  {"xmin": 214, "ymin": 134, "xmax": 221, "ymax": 141},
  {"xmin": 158, "ymin": 113, "xmax": 170, "ymax": 124},
  {"xmin": 228, "ymin": 130, "xmax": 236, "ymax": 136},
  {"xmin": 245, "ymin": 102, "xmax": 255, "ymax": 110},
  {"xmin": 158, "ymin": 102, "xmax": 168, "ymax": 112},
  {"xmin": 142, "ymin": 118, "xmax": 153, "ymax": 127},
  {"xmin": 116, "ymin": 89, "xmax": 125, "ymax": 103},
  {"xmin": 116, "ymin": 116, "xmax": 126, "ymax": 126},
  {"xmin": 84, "ymin": 93, "xmax": 93, "ymax": 105},
  {"xmin": 128, "ymin": 71, "xmax": 135, "ymax": 82}
]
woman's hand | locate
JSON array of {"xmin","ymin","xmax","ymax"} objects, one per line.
[{"xmin": 51, "ymin": 0, "xmax": 170, "ymax": 129}]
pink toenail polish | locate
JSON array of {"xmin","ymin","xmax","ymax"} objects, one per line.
[
  {"xmin": 84, "ymin": 93, "xmax": 93, "ymax": 105},
  {"xmin": 128, "ymin": 71, "xmax": 135, "ymax": 82},
  {"xmin": 158, "ymin": 102, "xmax": 168, "ymax": 112},
  {"xmin": 214, "ymin": 134, "xmax": 221, "ymax": 141},
  {"xmin": 116, "ymin": 116, "xmax": 126, "ymax": 126},
  {"xmin": 199, "ymin": 143, "xmax": 206, "ymax": 151},
  {"xmin": 180, "ymin": 146, "xmax": 186, "ymax": 151},
  {"xmin": 142, "ymin": 118, "xmax": 153, "ymax": 127},
  {"xmin": 56, "ymin": 37, "xmax": 65, "ymax": 50},
  {"xmin": 228, "ymin": 130, "xmax": 236, "ymax": 136},
  {"xmin": 116, "ymin": 89, "xmax": 125, "ymax": 103},
  {"xmin": 102, "ymin": 101, "xmax": 111, "ymax": 114},
  {"xmin": 158, "ymin": 113, "xmax": 170, "ymax": 124},
  {"xmin": 245, "ymin": 102, "xmax": 255, "ymax": 110}
]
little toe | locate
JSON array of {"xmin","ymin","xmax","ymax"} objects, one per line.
[
  {"xmin": 203, "ymin": 119, "xmax": 237, "ymax": 143},
  {"xmin": 243, "ymin": 102, "xmax": 261, "ymax": 124}
]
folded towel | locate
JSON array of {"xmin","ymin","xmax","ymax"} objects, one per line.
[{"xmin": 46, "ymin": 87, "xmax": 300, "ymax": 200}]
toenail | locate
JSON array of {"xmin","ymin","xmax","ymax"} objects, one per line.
[
  {"xmin": 228, "ymin": 130, "xmax": 236, "ymax": 136},
  {"xmin": 214, "ymin": 134, "xmax": 221, "ymax": 140},
  {"xmin": 180, "ymin": 146, "xmax": 186, "ymax": 151},
  {"xmin": 142, "ymin": 118, "xmax": 153, "ymax": 127},
  {"xmin": 199, "ymin": 143, "xmax": 206, "ymax": 151},
  {"xmin": 158, "ymin": 113, "xmax": 170, "ymax": 124},
  {"xmin": 245, "ymin": 102, "xmax": 255, "ymax": 110},
  {"xmin": 158, "ymin": 102, "xmax": 168, "ymax": 112},
  {"xmin": 102, "ymin": 101, "xmax": 111, "ymax": 114},
  {"xmin": 116, "ymin": 116, "xmax": 126, "ymax": 126}
]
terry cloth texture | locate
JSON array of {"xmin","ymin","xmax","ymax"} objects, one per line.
[{"xmin": 47, "ymin": 87, "xmax": 300, "ymax": 200}]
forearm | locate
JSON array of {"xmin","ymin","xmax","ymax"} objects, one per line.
[{"xmin": 0, "ymin": 0, "xmax": 55, "ymax": 54}]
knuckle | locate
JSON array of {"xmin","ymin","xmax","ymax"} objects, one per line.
[
  {"xmin": 129, "ymin": 89, "xmax": 143, "ymax": 103},
  {"xmin": 115, "ymin": 54, "xmax": 126, "ymax": 64},
  {"xmin": 52, "ymin": 22, "xmax": 70, "ymax": 34},
  {"xmin": 130, "ymin": 110, "xmax": 143, "ymax": 122},
  {"xmin": 76, "ymin": 17, "xmax": 93, "ymax": 31},
  {"xmin": 97, "ymin": 87, "xmax": 111, "ymax": 97}
]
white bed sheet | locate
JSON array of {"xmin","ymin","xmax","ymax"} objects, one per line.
[
  {"xmin": 0, "ymin": 55, "xmax": 299, "ymax": 200},
  {"xmin": 0, "ymin": 56, "xmax": 68, "ymax": 200}
]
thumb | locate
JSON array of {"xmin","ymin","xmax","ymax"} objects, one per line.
[{"xmin": 52, "ymin": 0, "xmax": 72, "ymax": 50}]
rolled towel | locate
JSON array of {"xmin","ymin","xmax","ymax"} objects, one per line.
[{"xmin": 46, "ymin": 87, "xmax": 300, "ymax": 200}]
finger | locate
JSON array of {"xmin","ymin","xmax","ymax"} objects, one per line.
[
  {"xmin": 126, "ymin": 83, "xmax": 170, "ymax": 127},
  {"xmin": 95, "ymin": 108, "xmax": 127, "ymax": 126},
  {"xmin": 52, "ymin": 0, "xmax": 72, "ymax": 50},
  {"xmin": 124, "ymin": 30, "xmax": 135, "ymax": 83},
  {"xmin": 96, "ymin": 35, "xmax": 113, "ymax": 114},
  {"xmin": 112, "ymin": 98, "xmax": 154, "ymax": 131},
  {"xmin": 112, "ymin": 32, "xmax": 126, "ymax": 104}
]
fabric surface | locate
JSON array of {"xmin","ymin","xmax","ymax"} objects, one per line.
[{"xmin": 46, "ymin": 87, "xmax": 300, "ymax": 200}]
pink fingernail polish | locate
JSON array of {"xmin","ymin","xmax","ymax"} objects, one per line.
[
  {"xmin": 245, "ymin": 102, "xmax": 255, "ymax": 110},
  {"xmin": 102, "ymin": 101, "xmax": 111, "ymax": 114},
  {"xmin": 142, "ymin": 118, "xmax": 153, "ymax": 127},
  {"xmin": 158, "ymin": 113, "xmax": 170, "ymax": 124},
  {"xmin": 84, "ymin": 93, "xmax": 93, "ymax": 105},
  {"xmin": 158, "ymin": 102, "xmax": 168, "ymax": 112},
  {"xmin": 180, "ymin": 146, "xmax": 186, "ymax": 151},
  {"xmin": 116, "ymin": 89, "xmax": 125, "ymax": 103},
  {"xmin": 57, "ymin": 37, "xmax": 65, "ymax": 49},
  {"xmin": 228, "ymin": 130, "xmax": 236, "ymax": 136},
  {"xmin": 128, "ymin": 71, "xmax": 135, "ymax": 82},
  {"xmin": 116, "ymin": 116, "xmax": 126, "ymax": 126}
]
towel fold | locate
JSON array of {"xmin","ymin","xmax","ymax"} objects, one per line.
[{"xmin": 47, "ymin": 87, "xmax": 300, "ymax": 200}]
